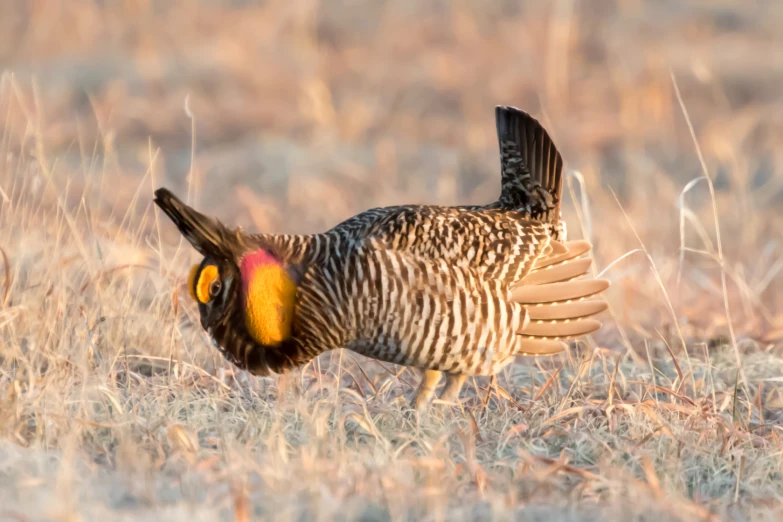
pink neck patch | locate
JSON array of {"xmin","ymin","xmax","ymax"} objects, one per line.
[{"xmin": 240, "ymin": 249, "xmax": 281, "ymax": 293}]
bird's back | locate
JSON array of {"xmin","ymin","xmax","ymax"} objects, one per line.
[
  {"xmin": 284, "ymin": 108, "xmax": 595, "ymax": 375},
  {"xmin": 324, "ymin": 106, "xmax": 566, "ymax": 250}
]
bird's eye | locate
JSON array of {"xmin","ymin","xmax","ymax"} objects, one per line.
[{"xmin": 209, "ymin": 279, "xmax": 222, "ymax": 298}]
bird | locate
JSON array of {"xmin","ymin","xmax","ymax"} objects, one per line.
[{"xmin": 153, "ymin": 105, "xmax": 610, "ymax": 410}]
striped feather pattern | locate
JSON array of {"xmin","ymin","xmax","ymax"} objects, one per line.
[
  {"xmin": 244, "ymin": 233, "xmax": 608, "ymax": 377},
  {"xmin": 154, "ymin": 105, "xmax": 611, "ymax": 406}
]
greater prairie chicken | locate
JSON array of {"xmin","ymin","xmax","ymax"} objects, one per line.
[{"xmin": 154, "ymin": 106, "xmax": 610, "ymax": 409}]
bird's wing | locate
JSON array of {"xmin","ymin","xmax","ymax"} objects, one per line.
[
  {"xmin": 492, "ymin": 106, "xmax": 563, "ymax": 221},
  {"xmin": 331, "ymin": 239, "xmax": 607, "ymax": 372},
  {"xmin": 335, "ymin": 239, "xmax": 520, "ymax": 371},
  {"xmin": 368, "ymin": 207, "xmax": 559, "ymax": 285}
]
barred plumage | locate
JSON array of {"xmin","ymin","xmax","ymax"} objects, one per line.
[{"xmin": 154, "ymin": 106, "xmax": 610, "ymax": 409}]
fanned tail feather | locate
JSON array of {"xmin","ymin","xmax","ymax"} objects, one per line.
[
  {"xmin": 520, "ymin": 257, "xmax": 592, "ymax": 286},
  {"xmin": 511, "ymin": 279, "xmax": 610, "ymax": 304},
  {"xmin": 510, "ymin": 238, "xmax": 610, "ymax": 351},
  {"xmin": 533, "ymin": 240, "xmax": 592, "ymax": 269},
  {"xmin": 519, "ymin": 319, "xmax": 602, "ymax": 340},
  {"xmin": 517, "ymin": 339, "xmax": 569, "ymax": 356},
  {"xmin": 526, "ymin": 300, "xmax": 608, "ymax": 321}
]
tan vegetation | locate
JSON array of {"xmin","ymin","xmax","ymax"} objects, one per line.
[{"xmin": 1, "ymin": 1, "xmax": 782, "ymax": 520}]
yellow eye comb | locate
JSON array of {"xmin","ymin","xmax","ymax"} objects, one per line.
[
  {"xmin": 189, "ymin": 264, "xmax": 219, "ymax": 304},
  {"xmin": 187, "ymin": 264, "xmax": 200, "ymax": 301}
]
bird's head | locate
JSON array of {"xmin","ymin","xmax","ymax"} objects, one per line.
[{"xmin": 153, "ymin": 188, "xmax": 302, "ymax": 373}]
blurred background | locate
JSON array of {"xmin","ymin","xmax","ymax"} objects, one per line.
[
  {"xmin": 1, "ymin": 0, "xmax": 783, "ymax": 355},
  {"xmin": 2, "ymin": 3, "xmax": 783, "ymax": 519}
]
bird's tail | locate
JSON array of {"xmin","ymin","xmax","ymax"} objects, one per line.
[
  {"xmin": 508, "ymin": 240, "xmax": 609, "ymax": 356},
  {"xmin": 495, "ymin": 106, "xmax": 563, "ymax": 225},
  {"xmin": 153, "ymin": 188, "xmax": 235, "ymax": 259}
]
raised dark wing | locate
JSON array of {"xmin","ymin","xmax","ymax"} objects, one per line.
[{"xmin": 492, "ymin": 106, "xmax": 563, "ymax": 221}]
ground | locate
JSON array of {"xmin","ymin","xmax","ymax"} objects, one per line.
[{"xmin": 1, "ymin": 1, "xmax": 782, "ymax": 520}]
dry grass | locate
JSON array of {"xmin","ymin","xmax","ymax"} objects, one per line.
[{"xmin": 1, "ymin": 1, "xmax": 783, "ymax": 520}]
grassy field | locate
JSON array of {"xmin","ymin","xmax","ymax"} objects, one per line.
[{"xmin": 1, "ymin": 1, "xmax": 783, "ymax": 520}]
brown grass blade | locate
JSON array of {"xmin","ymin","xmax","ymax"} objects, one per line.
[{"xmin": 0, "ymin": 245, "xmax": 9, "ymax": 307}]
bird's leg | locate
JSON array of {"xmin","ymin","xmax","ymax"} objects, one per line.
[
  {"xmin": 439, "ymin": 374, "xmax": 467, "ymax": 404},
  {"xmin": 413, "ymin": 369, "xmax": 443, "ymax": 410}
]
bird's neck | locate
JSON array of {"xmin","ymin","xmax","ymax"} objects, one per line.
[{"xmin": 240, "ymin": 249, "xmax": 297, "ymax": 346}]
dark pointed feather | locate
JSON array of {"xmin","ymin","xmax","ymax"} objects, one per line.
[
  {"xmin": 153, "ymin": 187, "xmax": 234, "ymax": 258},
  {"xmin": 495, "ymin": 106, "xmax": 563, "ymax": 222}
]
